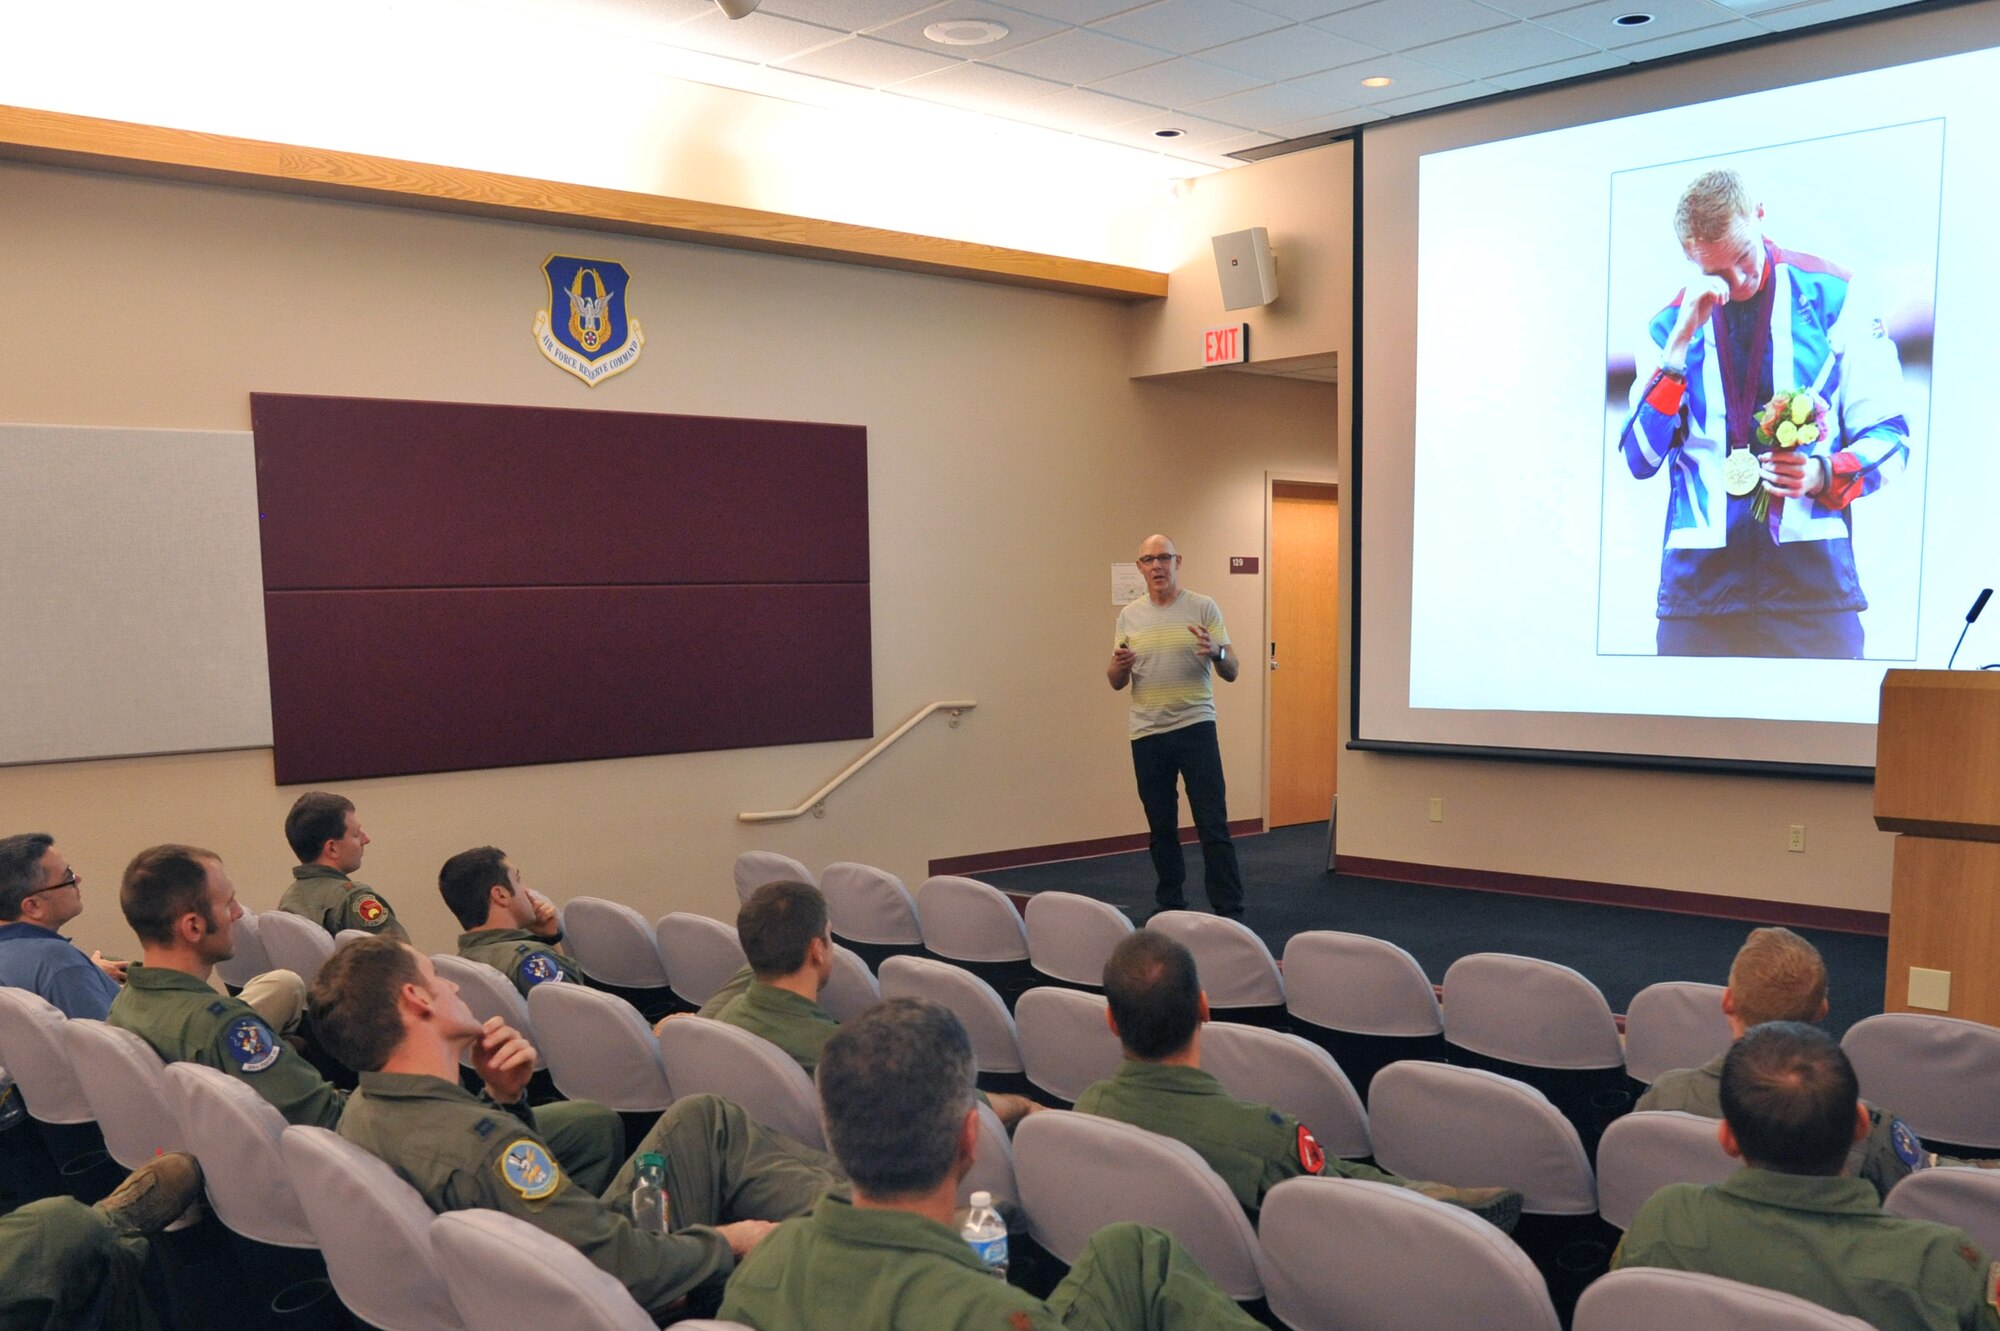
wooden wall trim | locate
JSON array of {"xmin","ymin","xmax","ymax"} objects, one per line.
[
  {"xmin": 930, "ymin": 819, "xmax": 1265, "ymax": 876},
  {"xmin": 0, "ymin": 104, "xmax": 1169, "ymax": 302}
]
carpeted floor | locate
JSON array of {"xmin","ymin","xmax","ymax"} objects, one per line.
[{"xmin": 977, "ymin": 822, "xmax": 1888, "ymax": 1037}]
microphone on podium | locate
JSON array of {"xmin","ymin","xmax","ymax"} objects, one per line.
[{"xmin": 1946, "ymin": 588, "xmax": 1991, "ymax": 669}]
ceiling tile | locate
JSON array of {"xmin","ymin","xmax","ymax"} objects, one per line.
[
  {"xmin": 1533, "ymin": 0, "xmax": 1744, "ymax": 49},
  {"xmin": 1404, "ymin": 20, "xmax": 1600, "ymax": 77},
  {"xmin": 775, "ymin": 34, "xmax": 965, "ymax": 85},
  {"xmin": 1096, "ymin": 110, "xmax": 1264, "ymax": 146},
  {"xmin": 756, "ymin": 0, "xmax": 938, "ymax": 29},
  {"xmin": 986, "ymin": 25, "xmax": 1169, "ymax": 81},
  {"xmin": 1608, "ymin": 15, "xmax": 1765, "ymax": 58},
  {"xmin": 1204, "ymin": 129, "xmax": 1285, "ymax": 154},
  {"xmin": 1475, "ymin": 0, "xmax": 1608, "ymax": 15},
  {"xmin": 1484, "ymin": 47, "xmax": 1627, "ymax": 86},
  {"xmin": 1751, "ymin": 0, "xmax": 1910, "ymax": 31},
  {"xmin": 1272, "ymin": 106, "xmax": 1384, "ymax": 135},
  {"xmin": 1088, "ymin": 56, "xmax": 1267, "ymax": 105},
  {"xmin": 543, "ymin": 0, "xmax": 717, "ymax": 41},
  {"xmin": 990, "ymin": 0, "xmax": 1151, "ymax": 21},
  {"xmin": 1312, "ymin": 0, "xmax": 1515, "ymax": 47},
  {"xmin": 1367, "ymin": 79, "xmax": 1504, "ymax": 114},
  {"xmin": 1292, "ymin": 52, "xmax": 1468, "ymax": 100},
  {"xmin": 1196, "ymin": 80, "xmax": 1353, "ymax": 129},
  {"xmin": 1096, "ymin": 0, "xmax": 1292, "ymax": 55},
  {"xmin": 1010, "ymin": 84, "xmax": 1162, "ymax": 128},
  {"xmin": 867, "ymin": 1, "xmax": 1065, "ymax": 56},
  {"xmin": 1200, "ymin": 23, "xmax": 1385, "ymax": 79},
  {"xmin": 664, "ymin": 10, "xmax": 850, "ymax": 61},
  {"xmin": 893, "ymin": 59, "xmax": 1069, "ymax": 109},
  {"xmin": 1236, "ymin": 0, "xmax": 1379, "ymax": 18}
]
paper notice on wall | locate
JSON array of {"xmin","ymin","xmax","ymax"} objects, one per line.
[{"xmin": 1112, "ymin": 562, "xmax": 1146, "ymax": 606}]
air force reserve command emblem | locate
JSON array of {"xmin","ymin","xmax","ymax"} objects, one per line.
[{"xmin": 534, "ymin": 254, "xmax": 644, "ymax": 387}]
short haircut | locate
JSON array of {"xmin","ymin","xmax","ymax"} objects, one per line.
[
  {"xmin": 309, "ymin": 936, "xmax": 425, "ymax": 1073},
  {"xmin": 1728, "ymin": 927, "xmax": 1828, "ymax": 1028},
  {"xmin": 1720, "ymin": 1022, "xmax": 1860, "ymax": 1176},
  {"xmin": 120, "ymin": 845, "xmax": 220, "ymax": 946},
  {"xmin": 737, "ymin": 880, "xmax": 829, "ymax": 979},
  {"xmin": 1674, "ymin": 169, "xmax": 1756, "ymax": 246},
  {"xmin": 817, "ymin": 998, "xmax": 975, "ymax": 1198},
  {"xmin": 1102, "ymin": 929, "xmax": 1201, "ymax": 1060},
  {"xmin": 438, "ymin": 846, "xmax": 510, "ymax": 931},
  {"xmin": 0, "ymin": 833, "xmax": 55, "ymax": 921},
  {"xmin": 285, "ymin": 792, "xmax": 354, "ymax": 863}
]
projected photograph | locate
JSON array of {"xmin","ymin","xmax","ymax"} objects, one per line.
[{"xmin": 1597, "ymin": 122, "xmax": 1941, "ymax": 662}]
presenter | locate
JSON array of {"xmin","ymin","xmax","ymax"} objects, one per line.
[
  {"xmin": 1618, "ymin": 168, "xmax": 1910, "ymax": 658},
  {"xmin": 1107, "ymin": 534, "xmax": 1244, "ymax": 918}
]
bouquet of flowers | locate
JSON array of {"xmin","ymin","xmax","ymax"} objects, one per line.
[{"xmin": 1750, "ymin": 388, "xmax": 1830, "ymax": 523}]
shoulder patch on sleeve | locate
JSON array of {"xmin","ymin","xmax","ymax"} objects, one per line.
[
  {"xmin": 354, "ymin": 895, "xmax": 388, "ymax": 926},
  {"xmin": 1985, "ymin": 1260, "xmax": 1998, "ymax": 1314},
  {"xmin": 223, "ymin": 1016, "xmax": 282, "ymax": 1073},
  {"xmin": 1890, "ymin": 1118, "xmax": 1923, "ymax": 1169},
  {"xmin": 1297, "ymin": 1125, "xmax": 1325, "ymax": 1175},
  {"xmin": 498, "ymin": 1139, "xmax": 561, "ymax": 1201},
  {"xmin": 519, "ymin": 952, "xmax": 566, "ymax": 987},
  {"xmin": 1010, "ymin": 1313, "xmax": 1034, "ymax": 1331}
]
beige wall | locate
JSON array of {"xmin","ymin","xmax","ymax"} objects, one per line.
[{"xmin": 0, "ymin": 159, "xmax": 1336, "ymax": 959}]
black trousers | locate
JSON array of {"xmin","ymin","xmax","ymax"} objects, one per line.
[{"xmin": 1130, "ymin": 721, "xmax": 1243, "ymax": 914}]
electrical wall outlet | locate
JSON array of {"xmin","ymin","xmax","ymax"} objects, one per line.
[
  {"xmin": 1428, "ymin": 797, "xmax": 1443, "ymax": 823},
  {"xmin": 1908, "ymin": 967, "xmax": 1952, "ymax": 1011},
  {"xmin": 1787, "ymin": 825, "xmax": 1805, "ymax": 853}
]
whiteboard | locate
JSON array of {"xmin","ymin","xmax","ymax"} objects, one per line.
[{"xmin": 0, "ymin": 423, "xmax": 272, "ymax": 764}]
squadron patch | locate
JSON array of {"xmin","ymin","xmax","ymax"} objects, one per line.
[
  {"xmin": 1297, "ymin": 1126, "xmax": 1325, "ymax": 1175},
  {"xmin": 1987, "ymin": 1260, "xmax": 1998, "ymax": 1314},
  {"xmin": 500, "ymin": 1139, "xmax": 561, "ymax": 1202},
  {"xmin": 354, "ymin": 895, "xmax": 387, "ymax": 926},
  {"xmin": 1890, "ymin": 1118, "xmax": 1923, "ymax": 1169},
  {"xmin": 224, "ymin": 1016, "xmax": 282, "ymax": 1073},
  {"xmin": 520, "ymin": 952, "xmax": 566, "ymax": 987},
  {"xmin": 1009, "ymin": 1315, "xmax": 1034, "ymax": 1331}
]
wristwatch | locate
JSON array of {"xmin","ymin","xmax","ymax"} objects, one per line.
[{"xmin": 1214, "ymin": 645, "xmax": 1227, "ymax": 665}]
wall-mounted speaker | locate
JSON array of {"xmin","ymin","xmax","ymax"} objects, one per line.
[{"xmin": 1211, "ymin": 227, "xmax": 1277, "ymax": 311}]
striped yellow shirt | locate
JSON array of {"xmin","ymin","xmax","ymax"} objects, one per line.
[{"xmin": 1117, "ymin": 590, "xmax": 1229, "ymax": 739}]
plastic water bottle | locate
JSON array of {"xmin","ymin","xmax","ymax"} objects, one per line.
[
  {"xmin": 962, "ymin": 1190, "xmax": 1008, "ymax": 1279},
  {"xmin": 631, "ymin": 1152, "xmax": 668, "ymax": 1233}
]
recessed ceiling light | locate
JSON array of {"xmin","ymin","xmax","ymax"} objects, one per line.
[
  {"xmin": 1613, "ymin": 12, "xmax": 1654, "ymax": 25},
  {"xmin": 923, "ymin": 19, "xmax": 1010, "ymax": 46},
  {"xmin": 1153, "ymin": 128, "xmax": 1186, "ymax": 139},
  {"xmin": 1361, "ymin": 75, "xmax": 1394, "ymax": 88}
]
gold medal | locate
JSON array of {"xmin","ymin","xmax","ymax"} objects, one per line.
[{"xmin": 1722, "ymin": 449, "xmax": 1760, "ymax": 498}]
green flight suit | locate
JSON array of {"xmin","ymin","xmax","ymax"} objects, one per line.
[
  {"xmin": 338, "ymin": 1074, "xmax": 846, "ymax": 1318},
  {"xmin": 109, "ymin": 963, "xmax": 346, "ymax": 1128},
  {"xmin": 714, "ymin": 982, "xmax": 840, "ymax": 1076},
  {"xmin": 719, "ymin": 1195, "xmax": 1262, "ymax": 1331},
  {"xmin": 1615, "ymin": 1168, "xmax": 2000, "ymax": 1331},
  {"xmin": 698, "ymin": 964, "xmax": 756, "ymax": 1018},
  {"xmin": 108, "ymin": 966, "xmax": 620, "ymax": 1184},
  {"xmin": 0, "ymin": 1197, "xmax": 155, "ymax": 1331},
  {"xmin": 1074, "ymin": 1061, "xmax": 1407, "ymax": 1223},
  {"xmin": 1637, "ymin": 1054, "xmax": 1921, "ymax": 1201},
  {"xmin": 457, "ymin": 927, "xmax": 579, "ymax": 999},
  {"xmin": 278, "ymin": 864, "xmax": 410, "ymax": 942}
]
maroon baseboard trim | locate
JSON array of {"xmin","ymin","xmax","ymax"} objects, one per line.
[
  {"xmin": 931, "ymin": 819, "xmax": 1264, "ymax": 878},
  {"xmin": 1336, "ymin": 856, "xmax": 1889, "ymax": 937}
]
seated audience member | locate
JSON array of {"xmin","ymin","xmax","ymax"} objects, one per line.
[
  {"xmin": 1637, "ymin": 926, "xmax": 1959, "ymax": 1196},
  {"xmin": 439, "ymin": 845, "xmax": 578, "ymax": 997},
  {"xmin": 0, "ymin": 1152, "xmax": 202, "ymax": 1331},
  {"xmin": 1077, "ymin": 930, "xmax": 1520, "ymax": 1230},
  {"xmin": 312, "ymin": 936, "xmax": 846, "ymax": 1320},
  {"xmin": 0, "ymin": 833, "xmax": 124, "ymax": 1018},
  {"xmin": 720, "ymin": 997, "xmax": 1262, "ymax": 1331},
  {"xmin": 706, "ymin": 880, "xmax": 1040, "ymax": 1126},
  {"xmin": 1616, "ymin": 1022, "xmax": 2000, "ymax": 1331},
  {"xmin": 277, "ymin": 791, "xmax": 409, "ymax": 942},
  {"xmin": 109, "ymin": 844, "xmax": 618, "ymax": 1172}
]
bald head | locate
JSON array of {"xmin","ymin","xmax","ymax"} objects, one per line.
[{"xmin": 1136, "ymin": 534, "xmax": 1182, "ymax": 602}]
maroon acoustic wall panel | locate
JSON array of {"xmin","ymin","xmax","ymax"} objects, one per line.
[{"xmin": 251, "ymin": 393, "xmax": 871, "ymax": 784}]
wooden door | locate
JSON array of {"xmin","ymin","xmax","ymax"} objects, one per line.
[{"xmin": 1269, "ymin": 482, "xmax": 1339, "ymax": 828}]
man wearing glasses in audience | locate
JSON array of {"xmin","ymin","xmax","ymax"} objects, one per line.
[{"xmin": 0, "ymin": 833, "xmax": 124, "ymax": 1018}]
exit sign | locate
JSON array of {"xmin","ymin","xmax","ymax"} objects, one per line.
[{"xmin": 1203, "ymin": 323, "xmax": 1248, "ymax": 366}]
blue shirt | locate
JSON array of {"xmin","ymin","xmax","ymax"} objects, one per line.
[{"xmin": 0, "ymin": 921, "xmax": 121, "ymax": 1019}]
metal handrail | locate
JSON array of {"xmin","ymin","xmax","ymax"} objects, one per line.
[{"xmin": 738, "ymin": 699, "xmax": 976, "ymax": 823}]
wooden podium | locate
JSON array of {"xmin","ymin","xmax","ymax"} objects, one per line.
[{"xmin": 1873, "ymin": 670, "xmax": 2000, "ymax": 1024}]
